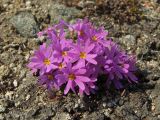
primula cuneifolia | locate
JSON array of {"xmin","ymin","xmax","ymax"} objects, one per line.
[{"xmin": 27, "ymin": 19, "xmax": 138, "ymax": 96}]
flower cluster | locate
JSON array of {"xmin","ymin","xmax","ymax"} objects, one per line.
[{"xmin": 28, "ymin": 19, "xmax": 138, "ymax": 96}]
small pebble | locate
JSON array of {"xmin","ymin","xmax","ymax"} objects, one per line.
[
  {"xmin": 151, "ymin": 104, "xmax": 155, "ymax": 111},
  {"xmin": 0, "ymin": 105, "xmax": 6, "ymax": 113},
  {"xmin": 74, "ymin": 103, "xmax": 79, "ymax": 108},
  {"xmin": 102, "ymin": 102, "xmax": 107, "ymax": 107},
  {"xmin": 5, "ymin": 91, "xmax": 14, "ymax": 100},
  {"xmin": 15, "ymin": 101, "xmax": 20, "ymax": 107},
  {"xmin": 104, "ymin": 108, "xmax": 112, "ymax": 117},
  {"xmin": 0, "ymin": 114, "xmax": 4, "ymax": 120},
  {"xmin": 13, "ymin": 80, "xmax": 18, "ymax": 87},
  {"xmin": 26, "ymin": 94, "xmax": 30, "ymax": 101},
  {"xmin": 26, "ymin": 1, "xmax": 31, "ymax": 8}
]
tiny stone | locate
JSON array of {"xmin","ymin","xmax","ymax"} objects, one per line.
[
  {"xmin": 5, "ymin": 91, "xmax": 14, "ymax": 100},
  {"xmin": 15, "ymin": 101, "xmax": 20, "ymax": 107},
  {"xmin": 9, "ymin": 63, "xmax": 15, "ymax": 68},
  {"xmin": 104, "ymin": 109, "xmax": 110, "ymax": 117},
  {"xmin": 134, "ymin": 110, "xmax": 138, "ymax": 113},
  {"xmin": 26, "ymin": 94, "xmax": 30, "ymax": 101},
  {"xmin": 74, "ymin": 103, "xmax": 78, "ymax": 108},
  {"xmin": 3, "ymin": 4, "xmax": 8, "ymax": 8},
  {"xmin": 151, "ymin": 104, "xmax": 155, "ymax": 111},
  {"xmin": 0, "ymin": 105, "xmax": 6, "ymax": 113},
  {"xmin": 78, "ymin": 99, "xmax": 81, "ymax": 104},
  {"xmin": 118, "ymin": 99, "xmax": 124, "ymax": 106},
  {"xmin": 123, "ymin": 34, "xmax": 136, "ymax": 47},
  {"xmin": 107, "ymin": 101, "xmax": 114, "ymax": 108},
  {"xmin": 102, "ymin": 102, "xmax": 107, "ymax": 107},
  {"xmin": 102, "ymin": 96, "xmax": 107, "ymax": 101},
  {"xmin": 13, "ymin": 80, "xmax": 18, "ymax": 87},
  {"xmin": 26, "ymin": 1, "xmax": 31, "ymax": 7},
  {"xmin": 0, "ymin": 114, "xmax": 4, "ymax": 120}
]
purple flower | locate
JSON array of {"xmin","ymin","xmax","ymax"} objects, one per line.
[
  {"xmin": 52, "ymin": 39, "xmax": 75, "ymax": 63},
  {"xmin": 103, "ymin": 41, "xmax": 138, "ymax": 89},
  {"xmin": 27, "ymin": 43, "xmax": 57, "ymax": 75},
  {"xmin": 72, "ymin": 19, "xmax": 91, "ymax": 41},
  {"xmin": 88, "ymin": 27, "xmax": 108, "ymax": 47},
  {"xmin": 56, "ymin": 63, "xmax": 92, "ymax": 95},
  {"xmin": 28, "ymin": 19, "xmax": 138, "ymax": 96},
  {"xmin": 38, "ymin": 71, "xmax": 60, "ymax": 90},
  {"xmin": 79, "ymin": 78, "xmax": 97, "ymax": 96},
  {"xmin": 71, "ymin": 41, "xmax": 97, "ymax": 68}
]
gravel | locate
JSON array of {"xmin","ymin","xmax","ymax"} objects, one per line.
[{"xmin": 0, "ymin": 0, "xmax": 160, "ymax": 120}]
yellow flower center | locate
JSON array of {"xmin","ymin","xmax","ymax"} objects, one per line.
[
  {"xmin": 80, "ymin": 52, "xmax": 86, "ymax": 59},
  {"xmin": 62, "ymin": 51, "xmax": 68, "ymax": 56},
  {"xmin": 92, "ymin": 36, "xmax": 98, "ymax": 41},
  {"xmin": 44, "ymin": 58, "xmax": 51, "ymax": 65},
  {"xmin": 58, "ymin": 63, "xmax": 64, "ymax": 69},
  {"xmin": 80, "ymin": 30, "xmax": 84, "ymax": 36},
  {"xmin": 47, "ymin": 75, "xmax": 54, "ymax": 80},
  {"xmin": 68, "ymin": 74, "xmax": 76, "ymax": 80}
]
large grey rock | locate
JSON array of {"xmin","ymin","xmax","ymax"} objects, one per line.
[
  {"xmin": 49, "ymin": 4, "xmax": 81, "ymax": 24},
  {"xmin": 10, "ymin": 11, "xmax": 39, "ymax": 37}
]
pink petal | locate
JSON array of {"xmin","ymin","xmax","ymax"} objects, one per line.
[
  {"xmin": 85, "ymin": 44, "xmax": 95, "ymax": 53},
  {"xmin": 122, "ymin": 68, "xmax": 128, "ymax": 73},
  {"xmin": 75, "ymin": 79, "xmax": 85, "ymax": 90},
  {"xmin": 124, "ymin": 64, "xmax": 129, "ymax": 69},
  {"xmin": 128, "ymin": 72, "xmax": 138, "ymax": 82},
  {"xmin": 73, "ymin": 59, "xmax": 85, "ymax": 69},
  {"xmin": 64, "ymin": 80, "xmax": 72, "ymax": 94},
  {"xmin": 87, "ymin": 54, "xmax": 97, "ymax": 59},
  {"xmin": 86, "ymin": 57, "xmax": 97, "ymax": 65},
  {"xmin": 50, "ymin": 64, "xmax": 58, "ymax": 69},
  {"xmin": 76, "ymin": 76, "xmax": 91, "ymax": 82},
  {"xmin": 46, "ymin": 66, "xmax": 51, "ymax": 73},
  {"xmin": 75, "ymin": 69, "xmax": 86, "ymax": 75}
]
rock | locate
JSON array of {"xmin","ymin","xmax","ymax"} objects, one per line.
[
  {"xmin": 154, "ymin": 96, "xmax": 160, "ymax": 114},
  {"xmin": 106, "ymin": 100, "xmax": 116, "ymax": 108},
  {"xmin": 25, "ymin": 105, "xmax": 56, "ymax": 120},
  {"xmin": 122, "ymin": 35, "xmax": 136, "ymax": 47},
  {"xmin": 53, "ymin": 112, "xmax": 71, "ymax": 120},
  {"xmin": 151, "ymin": 83, "xmax": 160, "ymax": 115},
  {"xmin": 10, "ymin": 11, "xmax": 39, "ymax": 37},
  {"xmin": 0, "ymin": 114, "xmax": 4, "ymax": 120},
  {"xmin": 0, "ymin": 105, "xmax": 6, "ymax": 113},
  {"xmin": 25, "ymin": 94, "xmax": 30, "ymax": 101},
  {"xmin": 0, "ymin": 65, "xmax": 10, "ymax": 80},
  {"xmin": 25, "ymin": 1, "xmax": 31, "ymax": 9},
  {"xmin": 5, "ymin": 91, "xmax": 14, "ymax": 100},
  {"xmin": 49, "ymin": 4, "xmax": 82, "ymax": 24},
  {"xmin": 102, "ymin": 102, "xmax": 106, "ymax": 107},
  {"xmin": 0, "ymin": 99, "xmax": 8, "ymax": 113},
  {"xmin": 103, "ymin": 108, "xmax": 112, "ymax": 117},
  {"xmin": 82, "ymin": 112, "xmax": 105, "ymax": 120},
  {"xmin": 13, "ymin": 80, "xmax": 18, "ymax": 87}
]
